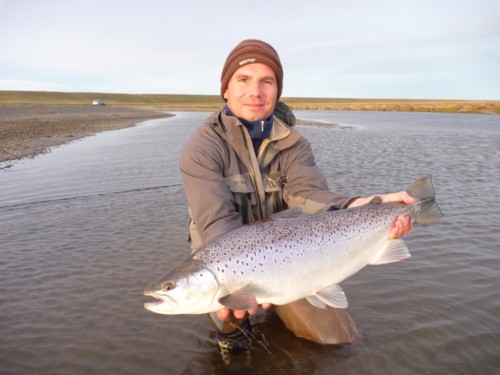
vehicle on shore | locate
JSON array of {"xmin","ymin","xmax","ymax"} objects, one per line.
[{"xmin": 92, "ymin": 99, "xmax": 105, "ymax": 106}]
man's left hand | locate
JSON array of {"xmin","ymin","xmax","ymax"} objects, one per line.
[{"xmin": 348, "ymin": 190, "xmax": 415, "ymax": 239}]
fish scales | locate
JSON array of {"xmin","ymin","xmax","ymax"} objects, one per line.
[
  {"xmin": 144, "ymin": 176, "xmax": 442, "ymax": 315},
  {"xmin": 196, "ymin": 203, "xmax": 400, "ymax": 278}
]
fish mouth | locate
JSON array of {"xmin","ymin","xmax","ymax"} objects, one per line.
[{"xmin": 143, "ymin": 290, "xmax": 176, "ymax": 309}]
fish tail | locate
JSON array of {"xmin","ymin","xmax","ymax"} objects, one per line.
[{"xmin": 407, "ymin": 175, "xmax": 443, "ymax": 225}]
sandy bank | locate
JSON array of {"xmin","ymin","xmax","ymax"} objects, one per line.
[{"xmin": 0, "ymin": 105, "xmax": 172, "ymax": 166}]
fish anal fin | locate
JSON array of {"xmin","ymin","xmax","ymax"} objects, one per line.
[
  {"xmin": 306, "ymin": 295, "xmax": 327, "ymax": 309},
  {"xmin": 310, "ymin": 284, "xmax": 348, "ymax": 309},
  {"xmin": 369, "ymin": 239, "xmax": 411, "ymax": 265},
  {"xmin": 218, "ymin": 286, "xmax": 258, "ymax": 311}
]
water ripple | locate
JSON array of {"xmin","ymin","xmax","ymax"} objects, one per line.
[{"xmin": 1, "ymin": 111, "xmax": 499, "ymax": 374}]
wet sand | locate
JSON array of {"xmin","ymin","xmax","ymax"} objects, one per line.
[{"xmin": 0, "ymin": 105, "xmax": 172, "ymax": 164}]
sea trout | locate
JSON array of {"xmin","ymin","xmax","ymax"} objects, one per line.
[{"xmin": 144, "ymin": 176, "xmax": 443, "ymax": 315}]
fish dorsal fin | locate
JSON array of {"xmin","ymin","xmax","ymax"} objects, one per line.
[
  {"xmin": 308, "ymin": 284, "xmax": 348, "ymax": 309},
  {"xmin": 218, "ymin": 286, "xmax": 258, "ymax": 311},
  {"xmin": 270, "ymin": 207, "xmax": 306, "ymax": 219},
  {"xmin": 369, "ymin": 239, "xmax": 411, "ymax": 265},
  {"xmin": 245, "ymin": 217, "xmax": 273, "ymax": 226}
]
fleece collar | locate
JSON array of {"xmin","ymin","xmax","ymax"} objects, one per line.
[{"xmin": 224, "ymin": 106, "xmax": 273, "ymax": 154}]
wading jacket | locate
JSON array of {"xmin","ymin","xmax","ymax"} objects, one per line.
[{"xmin": 180, "ymin": 109, "xmax": 356, "ymax": 250}]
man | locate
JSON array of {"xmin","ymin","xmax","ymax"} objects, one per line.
[{"xmin": 179, "ymin": 39, "xmax": 414, "ymax": 361}]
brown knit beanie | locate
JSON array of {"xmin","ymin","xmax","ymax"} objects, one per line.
[{"xmin": 220, "ymin": 39, "xmax": 283, "ymax": 100}]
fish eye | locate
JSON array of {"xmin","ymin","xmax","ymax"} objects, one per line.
[{"xmin": 161, "ymin": 281, "xmax": 175, "ymax": 291}]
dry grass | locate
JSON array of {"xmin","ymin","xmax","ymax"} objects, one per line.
[
  {"xmin": 282, "ymin": 97, "xmax": 500, "ymax": 115},
  {"xmin": 0, "ymin": 90, "xmax": 223, "ymax": 108},
  {"xmin": 1, "ymin": 90, "xmax": 499, "ymax": 115}
]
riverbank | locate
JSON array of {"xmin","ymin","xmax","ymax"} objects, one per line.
[
  {"xmin": 2, "ymin": 90, "xmax": 499, "ymax": 114},
  {"xmin": 0, "ymin": 105, "xmax": 171, "ymax": 165},
  {"xmin": 1, "ymin": 90, "xmax": 498, "ymax": 166}
]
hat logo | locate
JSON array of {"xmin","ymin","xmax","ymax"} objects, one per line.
[{"xmin": 239, "ymin": 58, "xmax": 257, "ymax": 65}]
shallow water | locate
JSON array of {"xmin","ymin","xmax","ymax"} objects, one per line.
[{"xmin": 1, "ymin": 110, "xmax": 499, "ymax": 374}]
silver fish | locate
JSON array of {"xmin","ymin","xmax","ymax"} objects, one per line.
[{"xmin": 144, "ymin": 176, "xmax": 442, "ymax": 315}]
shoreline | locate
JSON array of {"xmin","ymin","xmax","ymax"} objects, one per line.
[
  {"xmin": 1, "ymin": 91, "xmax": 499, "ymax": 115},
  {"xmin": 1, "ymin": 99, "xmax": 498, "ymax": 167},
  {"xmin": 0, "ymin": 105, "xmax": 172, "ymax": 167}
]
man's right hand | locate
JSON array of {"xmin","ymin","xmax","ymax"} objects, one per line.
[{"xmin": 216, "ymin": 303, "xmax": 272, "ymax": 321}]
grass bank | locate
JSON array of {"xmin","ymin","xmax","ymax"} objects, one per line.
[{"xmin": 1, "ymin": 90, "xmax": 499, "ymax": 115}]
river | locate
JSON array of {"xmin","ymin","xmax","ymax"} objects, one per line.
[{"xmin": 1, "ymin": 110, "xmax": 499, "ymax": 374}]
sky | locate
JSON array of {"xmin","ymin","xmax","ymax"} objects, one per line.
[{"xmin": 0, "ymin": 0, "xmax": 499, "ymax": 100}]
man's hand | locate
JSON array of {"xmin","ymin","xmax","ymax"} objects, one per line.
[
  {"xmin": 348, "ymin": 190, "xmax": 416, "ymax": 239},
  {"xmin": 216, "ymin": 303, "xmax": 272, "ymax": 321},
  {"xmin": 390, "ymin": 214, "xmax": 413, "ymax": 239}
]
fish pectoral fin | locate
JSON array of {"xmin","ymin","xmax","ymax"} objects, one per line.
[
  {"xmin": 369, "ymin": 239, "xmax": 411, "ymax": 265},
  {"xmin": 218, "ymin": 286, "xmax": 258, "ymax": 311},
  {"xmin": 311, "ymin": 284, "xmax": 348, "ymax": 309}
]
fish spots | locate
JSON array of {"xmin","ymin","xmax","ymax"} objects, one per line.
[{"xmin": 216, "ymin": 263, "xmax": 229, "ymax": 274}]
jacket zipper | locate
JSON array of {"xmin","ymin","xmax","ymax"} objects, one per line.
[{"xmin": 239, "ymin": 126, "xmax": 265, "ymax": 219}]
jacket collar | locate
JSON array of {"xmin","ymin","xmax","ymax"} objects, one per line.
[{"xmin": 210, "ymin": 108, "xmax": 301, "ymax": 152}]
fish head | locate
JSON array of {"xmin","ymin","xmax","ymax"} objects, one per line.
[{"xmin": 143, "ymin": 259, "xmax": 219, "ymax": 315}]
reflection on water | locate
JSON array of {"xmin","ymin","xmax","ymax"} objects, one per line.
[{"xmin": 1, "ymin": 111, "xmax": 499, "ymax": 374}]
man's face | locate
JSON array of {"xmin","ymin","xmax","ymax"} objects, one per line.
[{"xmin": 223, "ymin": 63, "xmax": 278, "ymax": 122}]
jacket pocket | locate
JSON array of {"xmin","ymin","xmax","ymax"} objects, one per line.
[
  {"xmin": 225, "ymin": 173, "xmax": 256, "ymax": 224},
  {"xmin": 225, "ymin": 173, "xmax": 255, "ymax": 193}
]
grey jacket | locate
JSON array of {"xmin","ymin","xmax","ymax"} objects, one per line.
[{"xmin": 179, "ymin": 108, "xmax": 355, "ymax": 250}]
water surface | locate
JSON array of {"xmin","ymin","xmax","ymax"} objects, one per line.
[{"xmin": 1, "ymin": 110, "xmax": 499, "ymax": 374}]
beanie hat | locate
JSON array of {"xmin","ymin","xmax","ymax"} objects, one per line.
[{"xmin": 220, "ymin": 39, "xmax": 283, "ymax": 100}]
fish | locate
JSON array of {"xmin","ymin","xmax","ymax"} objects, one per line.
[{"xmin": 144, "ymin": 175, "xmax": 443, "ymax": 315}]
